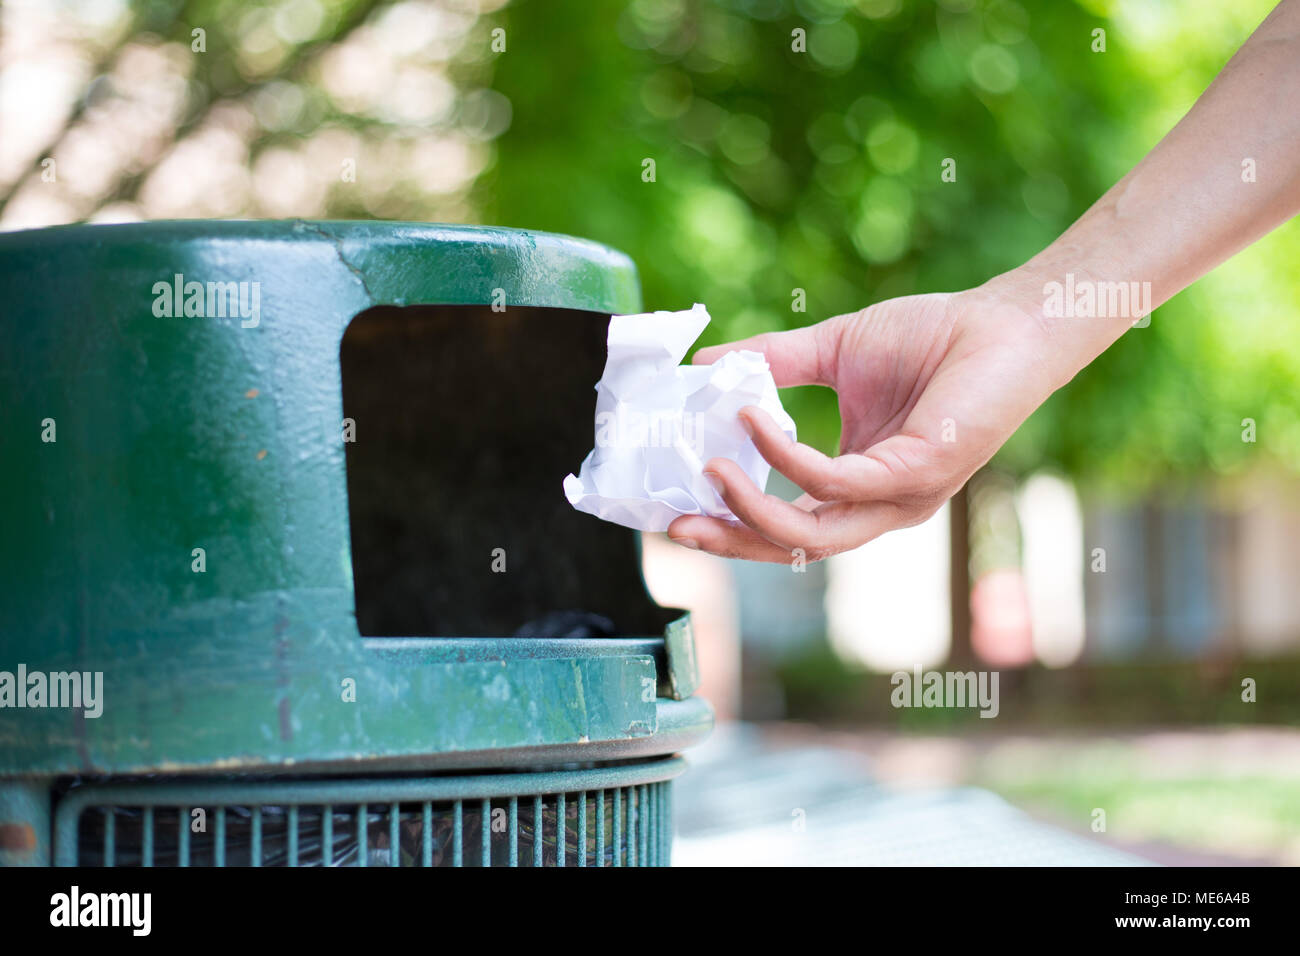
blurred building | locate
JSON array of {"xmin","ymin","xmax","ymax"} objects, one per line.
[{"xmin": 645, "ymin": 467, "xmax": 1300, "ymax": 721}]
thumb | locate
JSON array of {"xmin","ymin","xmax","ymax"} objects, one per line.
[{"xmin": 691, "ymin": 321, "xmax": 837, "ymax": 388}]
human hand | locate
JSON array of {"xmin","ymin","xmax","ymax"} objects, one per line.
[{"xmin": 665, "ymin": 287, "xmax": 1065, "ymax": 563}]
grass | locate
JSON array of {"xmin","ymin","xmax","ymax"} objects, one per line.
[{"xmin": 971, "ymin": 736, "xmax": 1300, "ymax": 864}]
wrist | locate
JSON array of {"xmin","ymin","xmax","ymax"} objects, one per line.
[{"xmin": 972, "ymin": 248, "xmax": 1152, "ymax": 387}]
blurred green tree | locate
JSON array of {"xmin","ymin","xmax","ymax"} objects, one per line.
[
  {"xmin": 6, "ymin": 0, "xmax": 1297, "ymax": 491},
  {"xmin": 482, "ymin": 0, "xmax": 1300, "ymax": 488}
]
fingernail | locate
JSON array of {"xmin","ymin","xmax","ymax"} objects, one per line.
[
  {"xmin": 738, "ymin": 412, "xmax": 754, "ymax": 437},
  {"xmin": 704, "ymin": 471, "xmax": 725, "ymax": 496},
  {"xmin": 673, "ymin": 537, "xmax": 700, "ymax": 551}
]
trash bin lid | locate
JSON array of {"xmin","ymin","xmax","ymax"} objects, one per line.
[
  {"xmin": 0, "ymin": 220, "xmax": 703, "ymax": 777},
  {"xmin": 0, "ymin": 219, "xmax": 642, "ymax": 316}
]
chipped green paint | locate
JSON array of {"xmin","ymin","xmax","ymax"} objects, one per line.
[
  {"xmin": 0, "ymin": 221, "xmax": 708, "ymax": 778},
  {"xmin": 663, "ymin": 614, "xmax": 701, "ymax": 700}
]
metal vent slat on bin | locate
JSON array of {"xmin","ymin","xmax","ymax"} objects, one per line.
[{"xmin": 57, "ymin": 760, "xmax": 681, "ymax": 867}]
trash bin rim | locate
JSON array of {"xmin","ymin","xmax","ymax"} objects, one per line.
[
  {"xmin": 0, "ymin": 218, "xmax": 643, "ymax": 316},
  {"xmin": 0, "ymin": 218, "xmax": 635, "ymax": 267}
]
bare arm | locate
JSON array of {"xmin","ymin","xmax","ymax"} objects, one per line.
[{"xmin": 993, "ymin": 0, "xmax": 1300, "ymax": 383}]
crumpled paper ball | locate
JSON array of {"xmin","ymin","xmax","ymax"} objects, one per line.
[{"xmin": 563, "ymin": 303, "xmax": 797, "ymax": 532}]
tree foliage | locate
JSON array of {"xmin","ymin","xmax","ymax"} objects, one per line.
[
  {"xmin": 9, "ymin": 0, "xmax": 1297, "ymax": 488},
  {"xmin": 483, "ymin": 0, "xmax": 1300, "ymax": 487}
]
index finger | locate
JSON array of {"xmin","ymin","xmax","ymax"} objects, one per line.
[{"xmin": 692, "ymin": 321, "xmax": 840, "ymax": 388}]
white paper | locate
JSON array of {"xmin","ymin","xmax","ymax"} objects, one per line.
[{"xmin": 563, "ymin": 303, "xmax": 797, "ymax": 532}]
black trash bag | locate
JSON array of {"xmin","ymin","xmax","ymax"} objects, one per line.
[{"xmin": 512, "ymin": 610, "xmax": 618, "ymax": 639}]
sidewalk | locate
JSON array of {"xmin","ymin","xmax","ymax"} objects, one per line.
[{"xmin": 672, "ymin": 724, "xmax": 1149, "ymax": 866}]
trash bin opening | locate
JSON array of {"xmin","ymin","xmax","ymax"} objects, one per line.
[{"xmin": 340, "ymin": 304, "xmax": 673, "ymax": 640}]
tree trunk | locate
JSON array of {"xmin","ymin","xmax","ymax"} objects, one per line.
[{"xmin": 949, "ymin": 482, "xmax": 973, "ymax": 666}]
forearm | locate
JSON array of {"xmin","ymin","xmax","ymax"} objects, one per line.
[{"xmin": 983, "ymin": 0, "xmax": 1300, "ymax": 386}]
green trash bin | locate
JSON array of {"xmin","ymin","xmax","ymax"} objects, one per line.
[{"xmin": 0, "ymin": 220, "xmax": 712, "ymax": 867}]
